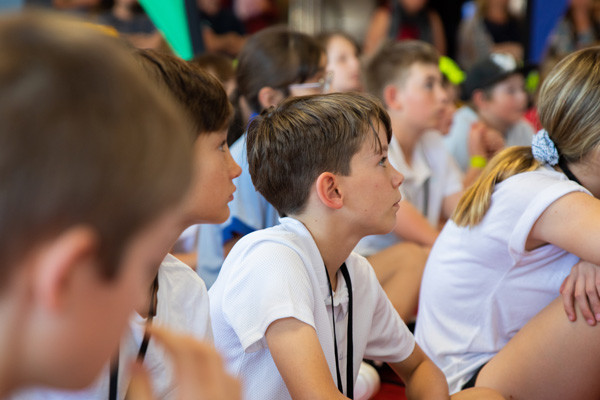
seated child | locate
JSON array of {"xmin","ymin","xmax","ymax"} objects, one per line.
[
  {"xmin": 0, "ymin": 11, "xmax": 237, "ymax": 400},
  {"xmin": 11, "ymin": 44, "xmax": 241, "ymax": 399},
  {"xmin": 415, "ymin": 47, "xmax": 600, "ymax": 397},
  {"xmin": 316, "ymin": 31, "xmax": 363, "ymax": 93},
  {"xmin": 359, "ymin": 40, "xmax": 467, "ymax": 319},
  {"xmin": 197, "ymin": 27, "xmax": 326, "ymax": 288},
  {"xmin": 209, "ymin": 92, "xmax": 504, "ymax": 400},
  {"xmin": 445, "ymin": 53, "xmax": 534, "ymax": 173}
]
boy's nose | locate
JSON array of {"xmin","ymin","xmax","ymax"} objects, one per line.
[
  {"xmin": 391, "ymin": 167, "xmax": 404, "ymax": 189},
  {"xmin": 228, "ymin": 152, "xmax": 242, "ymax": 179}
]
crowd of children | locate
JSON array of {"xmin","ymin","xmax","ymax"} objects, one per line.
[{"xmin": 3, "ymin": 3, "xmax": 600, "ymax": 400}]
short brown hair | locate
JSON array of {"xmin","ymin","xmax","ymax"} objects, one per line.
[
  {"xmin": 134, "ymin": 49, "xmax": 232, "ymax": 136},
  {"xmin": 364, "ymin": 40, "xmax": 439, "ymax": 102},
  {"xmin": 0, "ymin": 12, "xmax": 192, "ymax": 285},
  {"xmin": 246, "ymin": 92, "xmax": 392, "ymax": 216}
]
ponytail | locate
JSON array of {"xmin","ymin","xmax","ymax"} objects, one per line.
[{"xmin": 452, "ymin": 146, "xmax": 540, "ymax": 227}]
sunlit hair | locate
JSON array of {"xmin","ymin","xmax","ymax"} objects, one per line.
[
  {"xmin": 247, "ymin": 92, "xmax": 391, "ymax": 216},
  {"xmin": 453, "ymin": 47, "xmax": 600, "ymax": 227},
  {"xmin": 0, "ymin": 12, "xmax": 193, "ymax": 285}
]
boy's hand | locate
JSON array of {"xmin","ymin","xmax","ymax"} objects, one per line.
[
  {"xmin": 468, "ymin": 122, "xmax": 505, "ymax": 160},
  {"xmin": 467, "ymin": 121, "xmax": 488, "ymax": 158},
  {"xmin": 481, "ymin": 126, "xmax": 504, "ymax": 158},
  {"xmin": 560, "ymin": 260, "xmax": 600, "ymax": 326},
  {"xmin": 127, "ymin": 326, "xmax": 241, "ymax": 400}
]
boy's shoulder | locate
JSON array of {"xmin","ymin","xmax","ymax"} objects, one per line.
[
  {"xmin": 223, "ymin": 218, "xmax": 376, "ymax": 283},
  {"xmin": 159, "ymin": 253, "xmax": 209, "ymax": 297}
]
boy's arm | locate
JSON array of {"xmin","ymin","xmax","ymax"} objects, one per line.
[
  {"xmin": 393, "ymin": 201, "xmax": 439, "ymax": 246},
  {"xmin": 265, "ymin": 317, "xmax": 348, "ymax": 400},
  {"xmin": 442, "ymin": 192, "xmax": 462, "ymax": 221},
  {"xmin": 388, "ymin": 343, "xmax": 450, "ymax": 400}
]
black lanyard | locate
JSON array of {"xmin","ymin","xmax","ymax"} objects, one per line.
[
  {"xmin": 325, "ymin": 263, "xmax": 353, "ymax": 399},
  {"xmin": 109, "ymin": 274, "xmax": 159, "ymax": 400}
]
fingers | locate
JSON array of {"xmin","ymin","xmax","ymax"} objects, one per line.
[
  {"xmin": 574, "ymin": 269, "xmax": 595, "ymax": 326},
  {"xmin": 560, "ymin": 268, "xmax": 576, "ymax": 322},
  {"xmin": 561, "ymin": 261, "xmax": 600, "ymax": 326},
  {"xmin": 126, "ymin": 361, "xmax": 154, "ymax": 400}
]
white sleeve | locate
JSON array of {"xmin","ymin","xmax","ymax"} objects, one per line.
[
  {"xmin": 361, "ymin": 260, "xmax": 415, "ymax": 363},
  {"xmin": 221, "ymin": 242, "xmax": 316, "ymax": 353},
  {"xmin": 508, "ymin": 178, "xmax": 589, "ymax": 258}
]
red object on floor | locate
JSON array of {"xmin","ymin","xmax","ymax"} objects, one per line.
[
  {"xmin": 370, "ymin": 363, "xmax": 407, "ymax": 400},
  {"xmin": 372, "ymin": 383, "xmax": 406, "ymax": 400}
]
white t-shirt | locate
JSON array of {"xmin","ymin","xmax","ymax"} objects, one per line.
[
  {"xmin": 12, "ymin": 254, "xmax": 211, "ymax": 400},
  {"xmin": 355, "ymin": 131, "xmax": 463, "ymax": 256},
  {"xmin": 197, "ymin": 134, "xmax": 280, "ymax": 288},
  {"xmin": 209, "ymin": 217, "xmax": 415, "ymax": 400},
  {"xmin": 444, "ymin": 106, "xmax": 534, "ymax": 172},
  {"xmin": 415, "ymin": 166, "xmax": 589, "ymax": 393}
]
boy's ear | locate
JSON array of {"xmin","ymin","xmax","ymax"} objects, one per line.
[
  {"xmin": 257, "ymin": 87, "xmax": 285, "ymax": 110},
  {"xmin": 315, "ymin": 172, "xmax": 343, "ymax": 210},
  {"xmin": 383, "ymin": 83, "xmax": 402, "ymax": 111},
  {"xmin": 34, "ymin": 227, "xmax": 99, "ymax": 312}
]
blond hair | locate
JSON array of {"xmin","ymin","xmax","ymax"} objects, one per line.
[{"xmin": 453, "ymin": 46, "xmax": 600, "ymax": 226}]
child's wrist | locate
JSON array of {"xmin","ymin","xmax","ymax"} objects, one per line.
[{"xmin": 470, "ymin": 155, "xmax": 487, "ymax": 169}]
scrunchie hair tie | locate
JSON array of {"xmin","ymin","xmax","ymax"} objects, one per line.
[{"xmin": 532, "ymin": 129, "xmax": 559, "ymax": 166}]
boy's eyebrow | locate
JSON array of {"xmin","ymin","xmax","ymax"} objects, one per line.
[{"xmin": 375, "ymin": 144, "xmax": 389, "ymax": 155}]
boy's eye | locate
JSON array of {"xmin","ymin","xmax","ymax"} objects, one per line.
[
  {"xmin": 218, "ymin": 140, "xmax": 227, "ymax": 152},
  {"xmin": 378, "ymin": 156, "xmax": 387, "ymax": 166}
]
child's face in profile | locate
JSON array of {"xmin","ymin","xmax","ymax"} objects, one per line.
[
  {"xmin": 395, "ymin": 62, "xmax": 448, "ymax": 131},
  {"xmin": 337, "ymin": 123, "xmax": 404, "ymax": 237},
  {"xmin": 483, "ymin": 74, "xmax": 527, "ymax": 127},
  {"xmin": 181, "ymin": 129, "xmax": 241, "ymax": 225},
  {"xmin": 325, "ymin": 35, "xmax": 362, "ymax": 93}
]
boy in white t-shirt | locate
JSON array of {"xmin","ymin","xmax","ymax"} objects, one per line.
[
  {"xmin": 209, "ymin": 93, "xmax": 502, "ymax": 400},
  {"xmin": 13, "ymin": 50, "xmax": 242, "ymax": 400},
  {"xmin": 359, "ymin": 40, "xmax": 483, "ymax": 320}
]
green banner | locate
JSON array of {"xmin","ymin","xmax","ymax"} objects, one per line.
[{"xmin": 139, "ymin": 0, "xmax": 193, "ymax": 60}]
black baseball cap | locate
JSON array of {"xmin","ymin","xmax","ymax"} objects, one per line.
[{"xmin": 461, "ymin": 53, "xmax": 531, "ymax": 101}]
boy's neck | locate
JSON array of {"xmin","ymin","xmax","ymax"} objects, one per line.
[
  {"xmin": 292, "ymin": 214, "xmax": 357, "ymax": 291},
  {"xmin": 391, "ymin": 116, "xmax": 422, "ymax": 166}
]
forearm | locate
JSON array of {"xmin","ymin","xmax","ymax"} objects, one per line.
[{"xmin": 404, "ymin": 359, "xmax": 450, "ymax": 400}]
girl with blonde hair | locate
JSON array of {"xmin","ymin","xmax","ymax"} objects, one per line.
[{"xmin": 415, "ymin": 46, "xmax": 600, "ymax": 398}]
